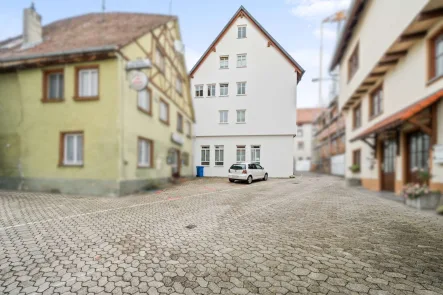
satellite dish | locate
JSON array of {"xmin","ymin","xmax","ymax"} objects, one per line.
[{"xmin": 174, "ymin": 40, "xmax": 185, "ymax": 54}]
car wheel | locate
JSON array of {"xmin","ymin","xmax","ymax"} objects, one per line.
[
  {"xmin": 263, "ymin": 173, "xmax": 268, "ymax": 181},
  {"xmin": 247, "ymin": 176, "xmax": 253, "ymax": 184},
  {"xmin": 229, "ymin": 179, "xmax": 235, "ymax": 183}
]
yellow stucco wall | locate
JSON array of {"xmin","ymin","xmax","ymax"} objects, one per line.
[
  {"xmin": 0, "ymin": 59, "xmax": 120, "ymax": 180},
  {"xmin": 118, "ymin": 19, "xmax": 194, "ymax": 181}
]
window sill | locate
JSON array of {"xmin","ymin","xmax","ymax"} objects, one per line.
[
  {"xmin": 206, "ymin": 96, "xmax": 216, "ymax": 98},
  {"xmin": 73, "ymin": 96, "xmax": 99, "ymax": 101},
  {"xmin": 137, "ymin": 165, "xmax": 153, "ymax": 169},
  {"xmin": 236, "ymin": 94, "xmax": 247, "ymax": 96},
  {"xmin": 177, "ymin": 130, "xmax": 184, "ymax": 134},
  {"xmin": 138, "ymin": 107, "xmax": 152, "ymax": 116},
  {"xmin": 58, "ymin": 164, "xmax": 84, "ymax": 168},
  {"xmin": 41, "ymin": 98, "xmax": 65, "ymax": 103},
  {"xmin": 214, "ymin": 165, "xmax": 224, "ymax": 167},
  {"xmin": 236, "ymin": 66, "xmax": 247, "ymax": 68},
  {"xmin": 219, "ymin": 95, "xmax": 229, "ymax": 97},
  {"xmin": 236, "ymin": 122, "xmax": 246, "ymax": 124},
  {"xmin": 427, "ymin": 75, "xmax": 443, "ymax": 86},
  {"xmin": 352, "ymin": 126, "xmax": 361, "ymax": 131},
  {"xmin": 237, "ymin": 37, "xmax": 247, "ymax": 39},
  {"xmin": 219, "ymin": 68, "xmax": 229, "ymax": 70},
  {"xmin": 160, "ymin": 119, "xmax": 170, "ymax": 126},
  {"xmin": 194, "ymin": 97, "xmax": 204, "ymax": 99},
  {"xmin": 219, "ymin": 122, "xmax": 229, "ymax": 124},
  {"xmin": 369, "ymin": 112, "xmax": 383, "ymax": 121}
]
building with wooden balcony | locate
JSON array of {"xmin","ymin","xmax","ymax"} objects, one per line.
[{"xmin": 330, "ymin": 0, "xmax": 443, "ymax": 193}]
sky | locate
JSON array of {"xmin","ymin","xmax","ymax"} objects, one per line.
[{"xmin": 0, "ymin": 0, "xmax": 351, "ymax": 108}]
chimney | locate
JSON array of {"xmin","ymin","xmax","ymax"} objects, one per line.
[{"xmin": 22, "ymin": 2, "xmax": 42, "ymax": 49}]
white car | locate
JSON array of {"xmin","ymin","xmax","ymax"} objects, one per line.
[{"xmin": 228, "ymin": 162, "xmax": 268, "ymax": 184}]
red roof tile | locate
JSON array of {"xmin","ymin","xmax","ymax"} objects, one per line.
[
  {"xmin": 296, "ymin": 108, "xmax": 325, "ymax": 125},
  {"xmin": 0, "ymin": 12, "xmax": 175, "ymax": 61}
]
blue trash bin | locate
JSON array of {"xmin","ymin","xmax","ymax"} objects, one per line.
[{"xmin": 196, "ymin": 166, "xmax": 204, "ymax": 177}]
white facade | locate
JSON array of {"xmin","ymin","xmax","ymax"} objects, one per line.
[
  {"xmin": 294, "ymin": 123, "xmax": 314, "ymax": 172},
  {"xmin": 190, "ymin": 7, "xmax": 302, "ymax": 178}
]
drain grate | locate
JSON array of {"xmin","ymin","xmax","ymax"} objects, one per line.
[{"xmin": 185, "ymin": 224, "xmax": 196, "ymax": 229}]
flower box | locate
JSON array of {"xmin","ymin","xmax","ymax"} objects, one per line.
[{"xmin": 405, "ymin": 193, "xmax": 441, "ymax": 210}]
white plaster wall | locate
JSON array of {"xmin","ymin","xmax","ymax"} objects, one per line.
[
  {"xmin": 192, "ymin": 16, "xmax": 298, "ymax": 137},
  {"xmin": 344, "ymin": 20, "xmax": 443, "ymax": 181},
  {"xmin": 338, "ymin": 0, "xmax": 428, "ymax": 110},
  {"xmin": 293, "ymin": 123, "xmax": 313, "ymax": 172},
  {"xmin": 331, "ymin": 154, "xmax": 345, "ymax": 176},
  {"xmin": 193, "ymin": 135, "xmax": 294, "ymax": 178}
]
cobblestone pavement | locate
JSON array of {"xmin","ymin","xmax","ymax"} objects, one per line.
[{"xmin": 1, "ymin": 174, "xmax": 443, "ymax": 295}]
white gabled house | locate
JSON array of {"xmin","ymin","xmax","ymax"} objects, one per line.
[{"xmin": 190, "ymin": 6, "xmax": 304, "ymax": 177}]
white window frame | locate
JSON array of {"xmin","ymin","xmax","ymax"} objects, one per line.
[
  {"xmin": 297, "ymin": 128, "xmax": 303, "ymax": 137},
  {"xmin": 215, "ymin": 145, "xmax": 224, "ymax": 166},
  {"xmin": 238, "ymin": 26, "xmax": 246, "ymax": 39},
  {"xmin": 236, "ymin": 146, "xmax": 246, "ymax": 163},
  {"xmin": 220, "ymin": 83, "xmax": 229, "ymax": 96},
  {"xmin": 138, "ymin": 138, "xmax": 152, "ymax": 168},
  {"xmin": 236, "ymin": 110, "xmax": 246, "ymax": 123},
  {"xmin": 251, "ymin": 145, "xmax": 261, "ymax": 164},
  {"xmin": 78, "ymin": 68, "xmax": 98, "ymax": 97},
  {"xmin": 201, "ymin": 145, "xmax": 210, "ymax": 166},
  {"xmin": 159, "ymin": 99, "xmax": 169, "ymax": 123},
  {"xmin": 195, "ymin": 85, "xmax": 204, "ymax": 97},
  {"xmin": 219, "ymin": 110, "xmax": 229, "ymax": 124},
  {"xmin": 63, "ymin": 133, "xmax": 83, "ymax": 166},
  {"xmin": 220, "ymin": 56, "xmax": 229, "ymax": 69},
  {"xmin": 237, "ymin": 54, "xmax": 247, "ymax": 68},
  {"xmin": 237, "ymin": 82, "xmax": 246, "ymax": 95},
  {"xmin": 137, "ymin": 89, "xmax": 151, "ymax": 113},
  {"xmin": 207, "ymin": 84, "xmax": 216, "ymax": 97}
]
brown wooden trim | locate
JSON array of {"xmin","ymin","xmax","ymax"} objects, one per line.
[
  {"xmin": 352, "ymin": 103, "xmax": 362, "ymax": 130},
  {"xmin": 137, "ymin": 136, "xmax": 154, "ymax": 169},
  {"xmin": 74, "ymin": 65, "xmax": 100, "ymax": 101},
  {"xmin": 58, "ymin": 130, "xmax": 84, "ymax": 167},
  {"xmin": 134, "ymin": 38, "xmax": 150, "ymax": 58},
  {"xmin": 431, "ymin": 103, "xmax": 438, "ymax": 145},
  {"xmin": 407, "ymin": 117, "xmax": 432, "ymax": 135},
  {"xmin": 137, "ymin": 88, "xmax": 153, "ymax": 116},
  {"xmin": 42, "ymin": 68, "xmax": 65, "ymax": 102},
  {"xmin": 370, "ymin": 72, "xmax": 386, "ymax": 78},
  {"xmin": 347, "ymin": 42, "xmax": 359, "ymax": 82},
  {"xmin": 159, "ymin": 97, "xmax": 170, "ymax": 125},
  {"xmin": 417, "ymin": 7, "xmax": 443, "ymax": 21},
  {"xmin": 427, "ymin": 26, "xmax": 443, "ymax": 82},
  {"xmin": 385, "ymin": 50, "xmax": 408, "ymax": 58},
  {"xmin": 399, "ymin": 31, "xmax": 427, "ymax": 43},
  {"xmin": 378, "ymin": 60, "xmax": 398, "ymax": 67},
  {"xmin": 152, "ymin": 33, "xmax": 185, "ymax": 80}
]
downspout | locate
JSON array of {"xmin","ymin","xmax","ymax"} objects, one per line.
[{"xmin": 117, "ymin": 53, "xmax": 126, "ymax": 191}]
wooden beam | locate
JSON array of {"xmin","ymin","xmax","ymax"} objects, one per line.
[
  {"xmin": 378, "ymin": 60, "xmax": 398, "ymax": 67},
  {"xmin": 362, "ymin": 81, "xmax": 376, "ymax": 87},
  {"xmin": 431, "ymin": 103, "xmax": 438, "ymax": 145},
  {"xmin": 362, "ymin": 137, "xmax": 376, "ymax": 151},
  {"xmin": 370, "ymin": 72, "xmax": 386, "ymax": 78},
  {"xmin": 134, "ymin": 39, "xmax": 151, "ymax": 59},
  {"xmin": 417, "ymin": 7, "xmax": 443, "ymax": 22},
  {"xmin": 399, "ymin": 31, "xmax": 427, "ymax": 42},
  {"xmin": 408, "ymin": 117, "xmax": 432, "ymax": 136},
  {"xmin": 385, "ymin": 50, "xmax": 408, "ymax": 58},
  {"xmin": 357, "ymin": 89, "xmax": 366, "ymax": 94}
]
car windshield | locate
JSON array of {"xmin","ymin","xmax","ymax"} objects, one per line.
[{"xmin": 230, "ymin": 164, "xmax": 246, "ymax": 170}]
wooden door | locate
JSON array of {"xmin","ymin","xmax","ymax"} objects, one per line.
[
  {"xmin": 381, "ymin": 139, "xmax": 396, "ymax": 191},
  {"xmin": 171, "ymin": 149, "xmax": 181, "ymax": 178},
  {"xmin": 407, "ymin": 132, "xmax": 430, "ymax": 184}
]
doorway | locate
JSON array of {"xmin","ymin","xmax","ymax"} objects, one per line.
[
  {"xmin": 170, "ymin": 149, "xmax": 181, "ymax": 178},
  {"xmin": 406, "ymin": 131, "xmax": 430, "ymax": 184},
  {"xmin": 381, "ymin": 139, "xmax": 396, "ymax": 191}
]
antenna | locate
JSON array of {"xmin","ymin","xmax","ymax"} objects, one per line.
[
  {"xmin": 169, "ymin": 0, "xmax": 172, "ymax": 15},
  {"xmin": 101, "ymin": 0, "xmax": 105, "ymax": 22}
]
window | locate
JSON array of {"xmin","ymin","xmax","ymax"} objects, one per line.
[
  {"xmin": 76, "ymin": 66, "xmax": 99, "ymax": 100},
  {"xmin": 297, "ymin": 128, "xmax": 303, "ymax": 137},
  {"xmin": 348, "ymin": 43, "xmax": 359, "ymax": 81},
  {"xmin": 176, "ymin": 77, "xmax": 183, "ymax": 95},
  {"xmin": 220, "ymin": 83, "xmax": 229, "ymax": 96},
  {"xmin": 138, "ymin": 137, "xmax": 153, "ymax": 168},
  {"xmin": 429, "ymin": 29, "xmax": 443, "ymax": 81},
  {"xmin": 43, "ymin": 69, "xmax": 64, "ymax": 101},
  {"xmin": 251, "ymin": 145, "xmax": 261, "ymax": 164},
  {"xmin": 201, "ymin": 146, "xmax": 210, "ymax": 165},
  {"xmin": 237, "ymin": 82, "xmax": 246, "ymax": 95},
  {"xmin": 182, "ymin": 152, "xmax": 189, "ymax": 166},
  {"xmin": 177, "ymin": 112, "xmax": 183, "ymax": 133},
  {"xmin": 236, "ymin": 145, "xmax": 246, "ymax": 162},
  {"xmin": 353, "ymin": 103, "xmax": 362, "ymax": 129},
  {"xmin": 219, "ymin": 110, "xmax": 228, "ymax": 123},
  {"xmin": 370, "ymin": 85, "xmax": 383, "ymax": 118},
  {"xmin": 237, "ymin": 54, "xmax": 247, "ymax": 68},
  {"xmin": 236, "ymin": 110, "xmax": 246, "ymax": 123},
  {"xmin": 238, "ymin": 26, "xmax": 246, "ymax": 39},
  {"xmin": 60, "ymin": 132, "xmax": 83, "ymax": 166},
  {"xmin": 156, "ymin": 47, "xmax": 165, "ymax": 72},
  {"xmin": 220, "ymin": 56, "xmax": 229, "ymax": 69},
  {"xmin": 215, "ymin": 145, "xmax": 224, "ymax": 166},
  {"xmin": 137, "ymin": 89, "xmax": 151, "ymax": 115},
  {"xmin": 159, "ymin": 99, "xmax": 169, "ymax": 124},
  {"xmin": 207, "ymin": 84, "xmax": 216, "ymax": 97},
  {"xmin": 195, "ymin": 85, "xmax": 203, "ymax": 97},
  {"xmin": 298, "ymin": 142, "xmax": 304, "ymax": 150},
  {"xmin": 186, "ymin": 121, "xmax": 192, "ymax": 137},
  {"xmin": 352, "ymin": 149, "xmax": 361, "ymax": 171}
]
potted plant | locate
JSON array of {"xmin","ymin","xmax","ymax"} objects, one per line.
[
  {"xmin": 349, "ymin": 164, "xmax": 360, "ymax": 173},
  {"xmin": 402, "ymin": 169, "xmax": 441, "ymax": 210}
]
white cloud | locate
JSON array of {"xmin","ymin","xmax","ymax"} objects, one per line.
[
  {"xmin": 313, "ymin": 27, "xmax": 337, "ymax": 40},
  {"xmin": 288, "ymin": 0, "xmax": 351, "ymax": 19}
]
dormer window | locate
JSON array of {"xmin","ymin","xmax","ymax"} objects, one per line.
[{"xmin": 238, "ymin": 26, "xmax": 246, "ymax": 39}]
